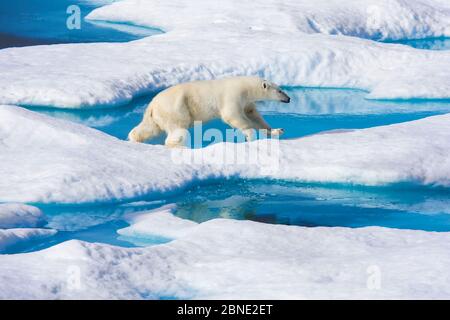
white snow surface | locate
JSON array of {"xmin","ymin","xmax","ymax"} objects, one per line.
[
  {"xmin": 0, "ymin": 203, "xmax": 46, "ymax": 228},
  {"xmin": 87, "ymin": 0, "xmax": 450, "ymax": 40},
  {"xmin": 1, "ymin": 0, "xmax": 450, "ymax": 108},
  {"xmin": 1, "ymin": 105, "xmax": 449, "ymax": 204},
  {"xmin": 118, "ymin": 205, "xmax": 197, "ymax": 240},
  {"xmin": 1, "ymin": 209, "xmax": 450, "ymax": 299},
  {"xmin": 0, "ymin": 204, "xmax": 53, "ymax": 253}
]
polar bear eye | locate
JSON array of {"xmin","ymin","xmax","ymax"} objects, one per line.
[{"xmin": 262, "ymin": 82, "xmax": 268, "ymax": 89}]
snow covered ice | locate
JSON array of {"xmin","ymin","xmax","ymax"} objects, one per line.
[
  {"xmin": 118, "ymin": 205, "xmax": 198, "ymax": 241},
  {"xmin": 2, "ymin": 0, "xmax": 450, "ymax": 299},
  {"xmin": 1, "ymin": 207, "xmax": 450, "ymax": 299},
  {"xmin": 1, "ymin": 105, "xmax": 450, "ymax": 204},
  {"xmin": 1, "ymin": 0, "xmax": 450, "ymax": 108},
  {"xmin": 0, "ymin": 228, "xmax": 56, "ymax": 253},
  {"xmin": 87, "ymin": 0, "xmax": 450, "ymax": 40},
  {"xmin": 0, "ymin": 203, "xmax": 56, "ymax": 253},
  {"xmin": 0, "ymin": 203, "xmax": 46, "ymax": 228}
]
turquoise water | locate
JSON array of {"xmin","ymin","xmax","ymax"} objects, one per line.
[
  {"xmin": 6, "ymin": 179, "xmax": 450, "ymax": 254},
  {"xmin": 2, "ymin": 2, "xmax": 450, "ymax": 254},
  {"xmin": 386, "ymin": 37, "xmax": 450, "ymax": 50},
  {"xmin": 30, "ymin": 87, "xmax": 450, "ymax": 147},
  {"xmin": 174, "ymin": 180, "xmax": 450, "ymax": 230},
  {"xmin": 0, "ymin": 0, "xmax": 161, "ymax": 48}
]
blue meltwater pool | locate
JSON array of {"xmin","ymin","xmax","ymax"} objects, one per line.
[
  {"xmin": 0, "ymin": 0, "xmax": 161, "ymax": 48},
  {"xmin": 30, "ymin": 87, "xmax": 450, "ymax": 146},
  {"xmin": 386, "ymin": 37, "xmax": 450, "ymax": 50},
  {"xmin": 6, "ymin": 178, "xmax": 450, "ymax": 254}
]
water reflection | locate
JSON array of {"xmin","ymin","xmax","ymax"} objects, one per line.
[
  {"xmin": 7, "ymin": 179, "xmax": 450, "ymax": 254},
  {"xmin": 173, "ymin": 180, "xmax": 450, "ymax": 231}
]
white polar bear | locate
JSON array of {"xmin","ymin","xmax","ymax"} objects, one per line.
[{"xmin": 128, "ymin": 76, "xmax": 290, "ymax": 147}]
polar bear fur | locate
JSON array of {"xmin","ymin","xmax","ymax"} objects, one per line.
[{"xmin": 128, "ymin": 76, "xmax": 290, "ymax": 147}]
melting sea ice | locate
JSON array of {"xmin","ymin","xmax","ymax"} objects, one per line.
[{"xmin": 1, "ymin": 2, "xmax": 450, "ymax": 255}]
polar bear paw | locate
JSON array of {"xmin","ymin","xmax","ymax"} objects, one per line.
[{"xmin": 270, "ymin": 128, "xmax": 284, "ymax": 137}]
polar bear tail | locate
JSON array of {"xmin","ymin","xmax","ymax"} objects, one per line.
[{"xmin": 128, "ymin": 111, "xmax": 161, "ymax": 143}]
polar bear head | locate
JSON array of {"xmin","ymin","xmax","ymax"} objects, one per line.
[{"xmin": 258, "ymin": 79, "xmax": 291, "ymax": 103}]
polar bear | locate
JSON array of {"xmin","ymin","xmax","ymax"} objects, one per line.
[{"xmin": 128, "ymin": 76, "xmax": 290, "ymax": 147}]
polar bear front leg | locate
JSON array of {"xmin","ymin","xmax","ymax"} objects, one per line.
[
  {"xmin": 242, "ymin": 128, "xmax": 256, "ymax": 141},
  {"xmin": 221, "ymin": 108, "xmax": 256, "ymax": 141},
  {"xmin": 245, "ymin": 103, "xmax": 284, "ymax": 137}
]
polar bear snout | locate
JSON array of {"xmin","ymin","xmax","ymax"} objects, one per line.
[
  {"xmin": 262, "ymin": 80, "xmax": 290, "ymax": 103},
  {"xmin": 279, "ymin": 90, "xmax": 291, "ymax": 103}
]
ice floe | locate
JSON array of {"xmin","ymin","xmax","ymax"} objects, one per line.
[
  {"xmin": 0, "ymin": 203, "xmax": 46, "ymax": 228},
  {"xmin": 1, "ymin": 105, "xmax": 449, "ymax": 204},
  {"xmin": 87, "ymin": 0, "xmax": 450, "ymax": 40},
  {"xmin": 1, "ymin": 208, "xmax": 450, "ymax": 299},
  {"xmin": 0, "ymin": 203, "xmax": 54, "ymax": 253},
  {"xmin": 0, "ymin": 228, "xmax": 56, "ymax": 253},
  {"xmin": 1, "ymin": 1, "xmax": 450, "ymax": 108},
  {"xmin": 45, "ymin": 201, "xmax": 166, "ymax": 232},
  {"xmin": 118, "ymin": 205, "xmax": 197, "ymax": 241}
]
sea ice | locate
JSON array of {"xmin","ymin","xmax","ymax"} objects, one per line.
[
  {"xmin": 0, "ymin": 228, "xmax": 56, "ymax": 253},
  {"xmin": 1, "ymin": 105, "xmax": 449, "ymax": 204},
  {"xmin": 0, "ymin": 203, "xmax": 46, "ymax": 228},
  {"xmin": 1, "ymin": 0, "xmax": 450, "ymax": 108},
  {"xmin": 1, "ymin": 207, "xmax": 450, "ymax": 299},
  {"xmin": 117, "ymin": 204, "xmax": 198, "ymax": 241}
]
